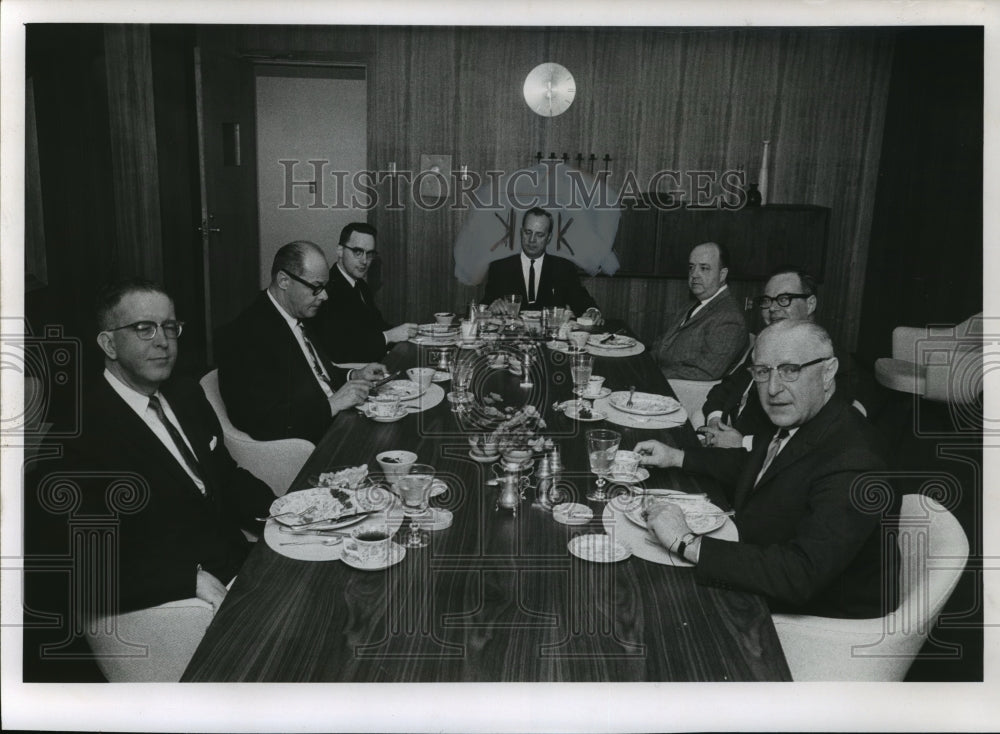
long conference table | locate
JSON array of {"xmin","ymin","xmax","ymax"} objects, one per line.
[{"xmin": 183, "ymin": 322, "xmax": 791, "ymax": 682}]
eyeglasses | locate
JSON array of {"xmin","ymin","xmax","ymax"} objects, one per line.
[
  {"xmin": 754, "ymin": 293, "xmax": 810, "ymax": 309},
  {"xmin": 342, "ymin": 245, "xmax": 377, "ymax": 261},
  {"xmin": 747, "ymin": 356, "xmax": 832, "ymax": 383},
  {"xmin": 105, "ymin": 320, "xmax": 184, "ymax": 340},
  {"xmin": 521, "ymin": 229, "xmax": 550, "ymax": 242},
  {"xmin": 281, "ymin": 269, "xmax": 327, "ymax": 296}
]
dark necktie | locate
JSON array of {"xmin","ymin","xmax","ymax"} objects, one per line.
[
  {"xmin": 355, "ymin": 280, "xmax": 368, "ymax": 307},
  {"xmin": 683, "ymin": 303, "xmax": 698, "ymax": 325},
  {"xmin": 755, "ymin": 428, "xmax": 789, "ymax": 486},
  {"xmin": 298, "ymin": 321, "xmax": 332, "ymax": 387},
  {"xmin": 147, "ymin": 394, "xmax": 205, "ymax": 490},
  {"xmin": 528, "ymin": 259, "xmax": 536, "ymax": 302}
]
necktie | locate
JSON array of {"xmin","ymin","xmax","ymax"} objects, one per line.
[
  {"xmin": 755, "ymin": 428, "xmax": 789, "ymax": 486},
  {"xmin": 355, "ymin": 280, "xmax": 368, "ymax": 307},
  {"xmin": 528, "ymin": 259, "xmax": 536, "ymax": 302},
  {"xmin": 683, "ymin": 303, "xmax": 698, "ymax": 325},
  {"xmin": 147, "ymin": 394, "xmax": 205, "ymax": 491},
  {"xmin": 298, "ymin": 321, "xmax": 331, "ymax": 387}
]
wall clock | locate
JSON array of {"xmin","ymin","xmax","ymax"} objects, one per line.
[{"xmin": 523, "ymin": 63, "xmax": 576, "ymax": 117}]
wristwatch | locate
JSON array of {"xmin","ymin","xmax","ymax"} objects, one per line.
[{"xmin": 675, "ymin": 533, "xmax": 697, "ymax": 559}]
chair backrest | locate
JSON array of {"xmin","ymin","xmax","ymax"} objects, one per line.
[
  {"xmin": 199, "ymin": 369, "xmax": 315, "ymax": 496},
  {"xmin": 84, "ymin": 598, "xmax": 213, "ymax": 682},
  {"xmin": 667, "ymin": 378, "xmax": 721, "ymax": 428},
  {"xmin": 726, "ymin": 332, "xmax": 756, "ymax": 376},
  {"xmin": 772, "ymin": 493, "xmax": 968, "ymax": 681}
]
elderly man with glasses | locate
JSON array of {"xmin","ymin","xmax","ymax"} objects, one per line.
[
  {"xmin": 218, "ymin": 240, "xmax": 385, "ymax": 442},
  {"xmin": 633, "ymin": 320, "xmax": 899, "ymax": 619},
  {"xmin": 40, "ymin": 278, "xmax": 276, "ymax": 624},
  {"xmin": 314, "ymin": 222, "xmax": 418, "ymax": 363}
]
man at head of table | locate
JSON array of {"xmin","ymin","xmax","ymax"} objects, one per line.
[
  {"xmin": 218, "ymin": 240, "xmax": 386, "ymax": 443},
  {"xmin": 313, "ymin": 222, "xmax": 418, "ymax": 363},
  {"xmin": 483, "ymin": 206, "xmax": 603, "ymax": 322},
  {"xmin": 635, "ymin": 320, "xmax": 899, "ymax": 619},
  {"xmin": 651, "ymin": 241, "xmax": 749, "ymax": 380}
]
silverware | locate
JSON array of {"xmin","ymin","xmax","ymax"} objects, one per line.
[
  {"xmin": 256, "ymin": 503, "xmax": 317, "ymax": 523},
  {"xmin": 636, "ymin": 490, "xmax": 708, "ymax": 499},
  {"xmin": 278, "ymin": 525, "xmax": 353, "ymax": 537},
  {"xmin": 290, "ymin": 509, "xmax": 376, "ymax": 528},
  {"xmin": 600, "ymin": 329, "xmax": 624, "ymax": 344},
  {"xmin": 371, "ymin": 371, "xmax": 402, "ymax": 391},
  {"xmin": 626, "ymin": 385, "xmax": 636, "ymax": 408},
  {"xmin": 280, "ymin": 538, "xmax": 343, "ymax": 546}
]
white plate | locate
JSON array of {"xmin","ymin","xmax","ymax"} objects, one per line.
[
  {"xmin": 431, "ymin": 371, "xmax": 451, "ymax": 382},
  {"xmin": 588, "ymin": 333, "xmax": 637, "ymax": 349},
  {"xmin": 608, "ymin": 391, "xmax": 682, "ymax": 416},
  {"xmin": 521, "ymin": 310, "xmax": 541, "ymax": 320},
  {"xmin": 342, "ymin": 542, "xmax": 407, "ymax": 571},
  {"xmin": 607, "ymin": 467, "xmax": 650, "ymax": 484},
  {"xmin": 378, "ymin": 379, "xmax": 424, "ymax": 400},
  {"xmin": 567, "ymin": 533, "xmax": 631, "ymax": 563},
  {"xmin": 269, "ymin": 486, "xmax": 396, "ymax": 529},
  {"xmin": 553, "ymin": 503, "xmax": 593, "ymax": 525},
  {"xmin": 580, "ymin": 387, "xmax": 612, "ymax": 400},
  {"xmin": 563, "ymin": 403, "xmax": 606, "ymax": 422},
  {"xmin": 624, "ymin": 497, "xmax": 727, "ymax": 535}
]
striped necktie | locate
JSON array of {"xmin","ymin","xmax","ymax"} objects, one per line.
[
  {"xmin": 147, "ymin": 394, "xmax": 205, "ymax": 492},
  {"xmin": 298, "ymin": 321, "xmax": 331, "ymax": 387},
  {"xmin": 755, "ymin": 428, "xmax": 789, "ymax": 486}
]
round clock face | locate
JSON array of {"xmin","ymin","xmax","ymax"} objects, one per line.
[{"xmin": 523, "ymin": 63, "xmax": 576, "ymax": 117}]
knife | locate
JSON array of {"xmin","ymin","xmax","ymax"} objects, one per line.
[
  {"xmin": 371, "ymin": 371, "xmax": 402, "ymax": 391},
  {"xmin": 283, "ymin": 509, "xmax": 377, "ymax": 528}
]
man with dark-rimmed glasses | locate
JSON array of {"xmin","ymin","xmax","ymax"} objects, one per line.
[
  {"xmin": 634, "ymin": 320, "xmax": 899, "ymax": 619},
  {"xmin": 218, "ymin": 240, "xmax": 385, "ymax": 442},
  {"xmin": 314, "ymin": 222, "xmax": 418, "ymax": 362}
]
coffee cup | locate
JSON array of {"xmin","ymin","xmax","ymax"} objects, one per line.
[
  {"xmin": 569, "ymin": 330, "xmax": 590, "ymax": 351},
  {"xmin": 343, "ymin": 526, "xmax": 394, "ymax": 565},
  {"xmin": 434, "ymin": 312, "xmax": 455, "ymax": 325},
  {"xmin": 459, "ymin": 319, "xmax": 477, "ymax": 340},
  {"xmin": 406, "ymin": 367, "xmax": 435, "ymax": 392},
  {"xmin": 585, "ymin": 376, "xmax": 606, "ymax": 396},
  {"xmin": 613, "ymin": 449, "xmax": 641, "ymax": 476},
  {"xmin": 371, "ymin": 394, "xmax": 400, "ymax": 418},
  {"xmin": 376, "ymin": 449, "xmax": 417, "ymax": 478}
]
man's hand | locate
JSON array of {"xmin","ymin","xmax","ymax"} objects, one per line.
[
  {"xmin": 701, "ymin": 421, "xmax": 744, "ymax": 449},
  {"xmin": 195, "ymin": 567, "xmax": 227, "ymax": 613},
  {"xmin": 384, "ymin": 323, "xmax": 416, "ymax": 343},
  {"xmin": 357, "ymin": 363, "xmax": 388, "ymax": 382},
  {"xmin": 705, "ymin": 415, "xmax": 722, "ymax": 430},
  {"xmin": 634, "ymin": 440, "xmax": 684, "ymax": 468},
  {"xmin": 329, "ymin": 379, "xmax": 370, "ymax": 414},
  {"xmin": 646, "ymin": 502, "xmax": 692, "ymax": 552}
]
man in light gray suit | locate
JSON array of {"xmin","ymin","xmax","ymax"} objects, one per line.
[{"xmin": 652, "ymin": 241, "xmax": 749, "ymax": 380}]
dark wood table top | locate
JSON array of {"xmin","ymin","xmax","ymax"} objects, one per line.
[{"xmin": 183, "ymin": 324, "xmax": 790, "ymax": 682}]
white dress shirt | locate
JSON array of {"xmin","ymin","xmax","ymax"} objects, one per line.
[
  {"xmin": 688, "ymin": 283, "xmax": 729, "ymax": 321},
  {"xmin": 103, "ymin": 369, "xmax": 206, "ymax": 494},
  {"xmin": 265, "ymin": 289, "xmax": 335, "ymax": 400}
]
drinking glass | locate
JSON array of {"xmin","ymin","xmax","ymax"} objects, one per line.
[
  {"xmin": 502, "ymin": 294, "xmax": 522, "ymax": 318},
  {"xmin": 570, "ymin": 353, "xmax": 594, "ymax": 407},
  {"xmin": 586, "ymin": 429, "xmax": 621, "ymax": 501},
  {"xmin": 451, "ymin": 354, "xmax": 474, "ymax": 404},
  {"xmin": 393, "ymin": 463, "xmax": 436, "ymax": 548}
]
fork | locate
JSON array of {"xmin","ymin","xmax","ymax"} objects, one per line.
[
  {"xmin": 280, "ymin": 538, "xmax": 343, "ymax": 546},
  {"xmin": 626, "ymin": 386, "xmax": 636, "ymax": 408},
  {"xmin": 256, "ymin": 504, "xmax": 318, "ymax": 523}
]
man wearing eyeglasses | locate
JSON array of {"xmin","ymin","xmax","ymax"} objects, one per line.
[
  {"xmin": 218, "ymin": 240, "xmax": 385, "ymax": 442},
  {"xmin": 634, "ymin": 320, "xmax": 898, "ymax": 618},
  {"xmin": 483, "ymin": 207, "xmax": 602, "ymax": 320},
  {"xmin": 698, "ymin": 266, "xmax": 818, "ymax": 451},
  {"xmin": 50, "ymin": 278, "xmax": 274, "ymax": 623},
  {"xmin": 314, "ymin": 222, "xmax": 417, "ymax": 362},
  {"xmin": 652, "ymin": 241, "xmax": 749, "ymax": 380}
]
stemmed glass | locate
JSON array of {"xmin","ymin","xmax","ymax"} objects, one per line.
[
  {"xmin": 393, "ymin": 463, "xmax": 436, "ymax": 548},
  {"xmin": 570, "ymin": 353, "xmax": 594, "ymax": 409},
  {"xmin": 586, "ymin": 429, "xmax": 621, "ymax": 502},
  {"xmin": 501, "ymin": 294, "xmax": 522, "ymax": 319},
  {"xmin": 450, "ymin": 353, "xmax": 474, "ymax": 404}
]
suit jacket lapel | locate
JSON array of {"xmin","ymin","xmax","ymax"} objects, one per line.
[{"xmin": 749, "ymin": 398, "xmax": 843, "ymax": 491}]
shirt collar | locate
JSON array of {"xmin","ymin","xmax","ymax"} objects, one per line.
[
  {"xmin": 266, "ymin": 288, "xmax": 301, "ymax": 330},
  {"xmin": 698, "ymin": 283, "xmax": 728, "ymax": 306},
  {"xmin": 104, "ymin": 368, "xmax": 160, "ymax": 415},
  {"xmin": 521, "ymin": 251, "xmax": 545, "ymax": 268},
  {"xmin": 335, "ymin": 262, "xmax": 357, "ymax": 288}
]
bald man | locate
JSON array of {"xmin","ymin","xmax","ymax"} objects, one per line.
[
  {"xmin": 635, "ymin": 320, "xmax": 899, "ymax": 619},
  {"xmin": 218, "ymin": 240, "xmax": 385, "ymax": 442}
]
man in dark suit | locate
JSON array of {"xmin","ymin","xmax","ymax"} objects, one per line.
[
  {"xmin": 636, "ymin": 320, "xmax": 899, "ymax": 619},
  {"xmin": 698, "ymin": 266, "xmax": 818, "ymax": 450},
  {"xmin": 218, "ymin": 241, "xmax": 383, "ymax": 442},
  {"xmin": 651, "ymin": 241, "xmax": 749, "ymax": 380},
  {"xmin": 314, "ymin": 222, "xmax": 416, "ymax": 363},
  {"xmin": 483, "ymin": 207, "xmax": 601, "ymax": 319},
  {"xmin": 69, "ymin": 279, "xmax": 276, "ymax": 614}
]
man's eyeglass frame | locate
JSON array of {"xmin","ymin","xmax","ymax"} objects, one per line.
[
  {"xmin": 754, "ymin": 293, "xmax": 810, "ymax": 309},
  {"xmin": 281, "ymin": 269, "xmax": 328, "ymax": 296},
  {"xmin": 342, "ymin": 245, "xmax": 377, "ymax": 261},
  {"xmin": 104, "ymin": 320, "xmax": 184, "ymax": 340},
  {"xmin": 747, "ymin": 356, "xmax": 833, "ymax": 383}
]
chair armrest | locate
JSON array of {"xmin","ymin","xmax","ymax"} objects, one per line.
[{"xmin": 891, "ymin": 326, "xmax": 926, "ymax": 361}]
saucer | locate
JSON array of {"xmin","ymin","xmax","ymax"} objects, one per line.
[
  {"xmin": 469, "ymin": 449, "xmax": 501, "ymax": 463},
  {"xmin": 370, "ymin": 410, "xmax": 408, "ymax": 423},
  {"xmin": 567, "ymin": 533, "xmax": 631, "ymax": 563},
  {"xmin": 581, "ymin": 387, "xmax": 612, "ymax": 400},
  {"xmin": 431, "ymin": 371, "xmax": 451, "ymax": 382},
  {"xmin": 608, "ymin": 467, "xmax": 650, "ymax": 484},
  {"xmin": 342, "ymin": 542, "xmax": 406, "ymax": 571},
  {"xmin": 563, "ymin": 403, "xmax": 606, "ymax": 422},
  {"xmin": 553, "ymin": 502, "xmax": 593, "ymax": 525}
]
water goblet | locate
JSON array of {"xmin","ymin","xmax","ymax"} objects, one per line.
[
  {"xmin": 501, "ymin": 294, "xmax": 522, "ymax": 319},
  {"xmin": 450, "ymin": 355, "xmax": 474, "ymax": 404},
  {"xmin": 392, "ymin": 463, "xmax": 436, "ymax": 548},
  {"xmin": 586, "ymin": 429, "xmax": 621, "ymax": 502},
  {"xmin": 570, "ymin": 353, "xmax": 594, "ymax": 408}
]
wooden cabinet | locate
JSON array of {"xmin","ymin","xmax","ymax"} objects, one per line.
[{"xmin": 615, "ymin": 200, "xmax": 831, "ymax": 281}]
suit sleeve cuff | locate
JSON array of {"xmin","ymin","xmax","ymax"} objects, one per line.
[
  {"xmin": 742, "ymin": 435, "xmax": 754, "ymax": 452},
  {"xmin": 706, "ymin": 411, "xmax": 724, "ymax": 424}
]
